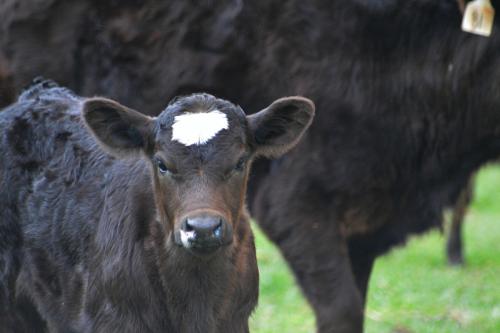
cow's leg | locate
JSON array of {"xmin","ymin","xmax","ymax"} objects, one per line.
[
  {"xmin": 256, "ymin": 207, "xmax": 364, "ymax": 333},
  {"xmin": 348, "ymin": 243, "xmax": 376, "ymax": 307},
  {"xmin": 0, "ymin": 208, "xmax": 22, "ymax": 332},
  {"xmin": 7, "ymin": 295, "xmax": 47, "ymax": 333},
  {"xmin": 0, "ymin": 209, "xmax": 46, "ymax": 332},
  {"xmin": 282, "ymin": 224, "xmax": 362, "ymax": 333},
  {"xmin": 446, "ymin": 176, "xmax": 474, "ymax": 266},
  {"xmin": 447, "ymin": 211, "xmax": 464, "ymax": 266},
  {"xmin": 218, "ymin": 318, "xmax": 250, "ymax": 333}
]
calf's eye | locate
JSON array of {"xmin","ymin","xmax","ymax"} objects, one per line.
[
  {"xmin": 155, "ymin": 158, "xmax": 170, "ymax": 175},
  {"xmin": 234, "ymin": 157, "xmax": 246, "ymax": 172}
]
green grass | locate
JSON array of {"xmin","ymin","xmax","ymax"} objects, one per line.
[{"xmin": 250, "ymin": 165, "xmax": 500, "ymax": 332}]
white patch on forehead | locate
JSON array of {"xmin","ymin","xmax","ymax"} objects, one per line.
[{"xmin": 171, "ymin": 110, "xmax": 229, "ymax": 146}]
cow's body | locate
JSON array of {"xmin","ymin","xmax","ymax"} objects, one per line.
[{"xmin": 2, "ymin": 1, "xmax": 500, "ymax": 332}]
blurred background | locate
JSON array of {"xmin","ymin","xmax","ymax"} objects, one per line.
[{"xmin": 250, "ymin": 164, "xmax": 500, "ymax": 333}]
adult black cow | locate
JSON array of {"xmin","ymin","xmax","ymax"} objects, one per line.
[
  {"xmin": 2, "ymin": 1, "xmax": 500, "ymax": 332},
  {"xmin": 0, "ymin": 80, "xmax": 314, "ymax": 332}
]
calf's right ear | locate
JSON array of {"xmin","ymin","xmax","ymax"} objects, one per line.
[
  {"xmin": 82, "ymin": 98, "xmax": 154, "ymax": 157},
  {"xmin": 248, "ymin": 97, "xmax": 315, "ymax": 158}
]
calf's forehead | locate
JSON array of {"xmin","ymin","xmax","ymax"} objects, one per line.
[{"xmin": 155, "ymin": 94, "xmax": 249, "ymax": 159}]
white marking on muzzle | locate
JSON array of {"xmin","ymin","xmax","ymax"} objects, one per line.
[
  {"xmin": 171, "ymin": 110, "xmax": 229, "ymax": 146},
  {"xmin": 180, "ymin": 230, "xmax": 196, "ymax": 248}
]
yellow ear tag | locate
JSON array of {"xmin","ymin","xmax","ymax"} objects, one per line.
[{"xmin": 462, "ymin": 0, "xmax": 495, "ymax": 37}]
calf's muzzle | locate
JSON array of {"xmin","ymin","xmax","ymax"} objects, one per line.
[{"xmin": 175, "ymin": 213, "xmax": 232, "ymax": 255}]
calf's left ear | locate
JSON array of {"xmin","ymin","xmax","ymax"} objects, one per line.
[
  {"xmin": 248, "ymin": 97, "xmax": 315, "ymax": 158},
  {"xmin": 82, "ymin": 97, "xmax": 154, "ymax": 157}
]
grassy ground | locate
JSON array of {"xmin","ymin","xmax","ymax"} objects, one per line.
[{"xmin": 250, "ymin": 165, "xmax": 500, "ymax": 332}]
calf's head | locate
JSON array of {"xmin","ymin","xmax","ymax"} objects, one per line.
[{"xmin": 83, "ymin": 94, "xmax": 314, "ymax": 257}]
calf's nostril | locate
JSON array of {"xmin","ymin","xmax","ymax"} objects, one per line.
[
  {"xmin": 184, "ymin": 221, "xmax": 194, "ymax": 232},
  {"xmin": 183, "ymin": 216, "xmax": 221, "ymax": 233},
  {"xmin": 213, "ymin": 223, "xmax": 223, "ymax": 239}
]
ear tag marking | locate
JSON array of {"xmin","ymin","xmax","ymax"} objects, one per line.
[{"xmin": 462, "ymin": 0, "xmax": 495, "ymax": 37}]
